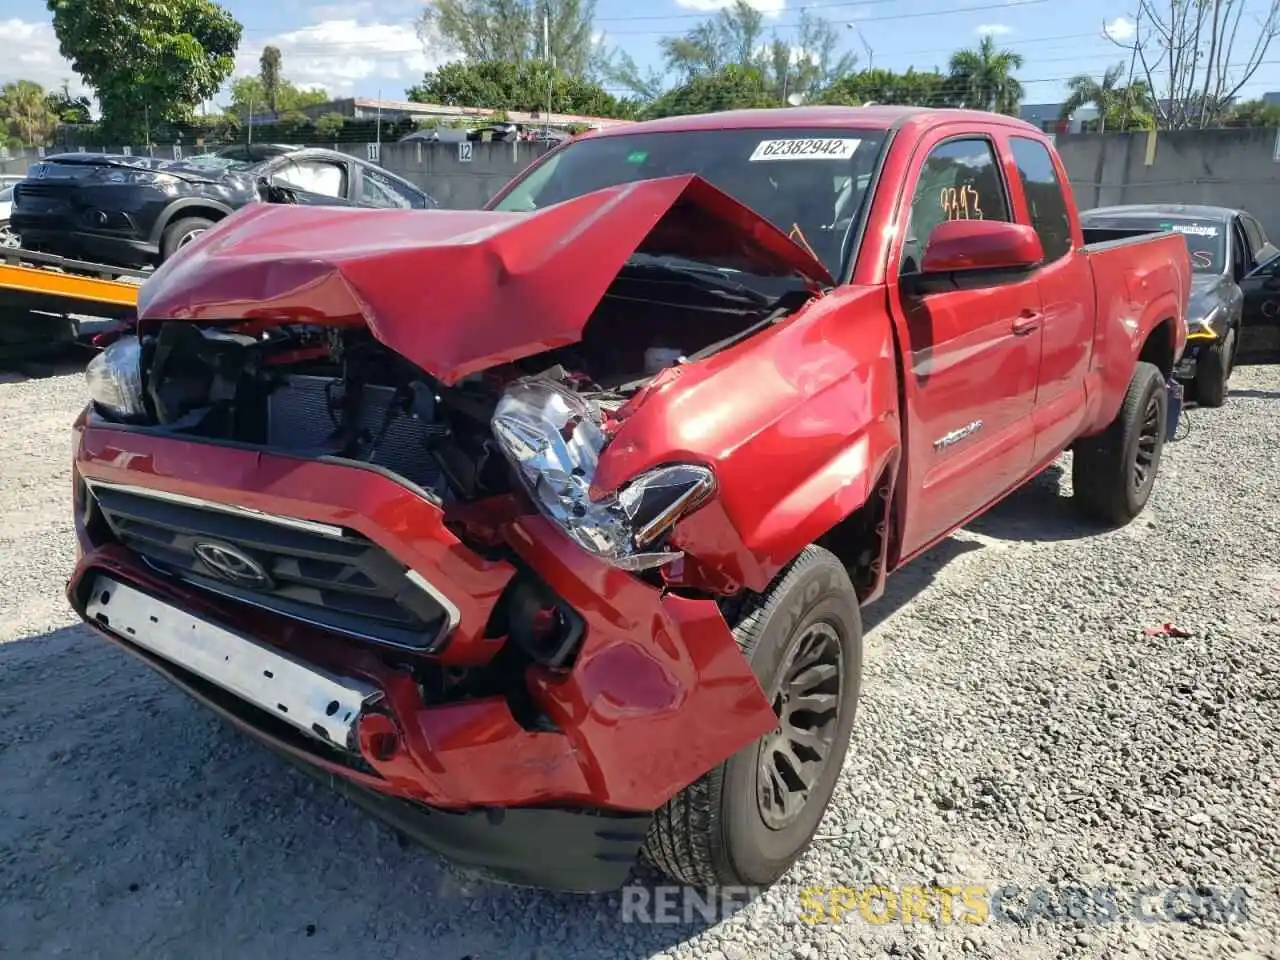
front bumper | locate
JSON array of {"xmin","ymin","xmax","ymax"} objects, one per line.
[
  {"xmin": 1173, "ymin": 332, "xmax": 1219, "ymax": 379},
  {"xmin": 15, "ymin": 225, "xmax": 158, "ymax": 266},
  {"xmin": 68, "ymin": 414, "xmax": 777, "ymax": 885}
]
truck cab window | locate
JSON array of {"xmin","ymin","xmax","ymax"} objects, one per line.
[
  {"xmin": 900, "ymin": 138, "xmax": 1011, "ymax": 276},
  {"xmin": 1009, "ymin": 136, "xmax": 1072, "ymax": 262}
]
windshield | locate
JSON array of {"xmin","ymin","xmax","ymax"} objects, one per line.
[
  {"xmin": 491, "ymin": 127, "xmax": 889, "ymax": 278},
  {"xmin": 181, "ymin": 152, "xmax": 258, "ymax": 173}
]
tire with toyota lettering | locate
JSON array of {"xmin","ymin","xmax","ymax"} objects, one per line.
[{"xmin": 642, "ymin": 545, "xmax": 863, "ymax": 886}]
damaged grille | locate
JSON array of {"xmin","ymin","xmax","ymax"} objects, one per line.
[
  {"xmin": 86, "ymin": 479, "xmax": 457, "ymax": 652},
  {"xmin": 266, "ymin": 375, "xmax": 446, "ymax": 492}
]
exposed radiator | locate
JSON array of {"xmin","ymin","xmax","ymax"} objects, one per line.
[{"xmin": 266, "ymin": 374, "xmax": 445, "ymax": 490}]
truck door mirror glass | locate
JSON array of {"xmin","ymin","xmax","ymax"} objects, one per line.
[{"xmin": 906, "ymin": 219, "xmax": 1044, "ymax": 294}]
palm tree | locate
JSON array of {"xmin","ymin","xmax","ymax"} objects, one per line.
[
  {"xmin": 1060, "ymin": 63, "xmax": 1126, "ymax": 133},
  {"xmin": 1060, "ymin": 64, "xmax": 1156, "ymax": 132},
  {"xmin": 0, "ymin": 80, "xmax": 59, "ymax": 147},
  {"xmin": 948, "ymin": 35, "xmax": 1024, "ymax": 115}
]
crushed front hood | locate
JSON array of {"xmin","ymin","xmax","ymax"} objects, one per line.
[{"xmin": 136, "ymin": 173, "xmax": 833, "ymax": 384}]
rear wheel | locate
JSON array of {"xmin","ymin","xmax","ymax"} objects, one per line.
[
  {"xmin": 1194, "ymin": 327, "xmax": 1234, "ymax": 408},
  {"xmin": 160, "ymin": 216, "xmax": 215, "ymax": 261},
  {"xmin": 642, "ymin": 545, "xmax": 863, "ymax": 887},
  {"xmin": 1072, "ymin": 360, "xmax": 1168, "ymax": 525}
]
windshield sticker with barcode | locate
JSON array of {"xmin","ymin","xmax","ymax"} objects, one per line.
[
  {"xmin": 749, "ymin": 138, "xmax": 861, "ymax": 161},
  {"xmin": 1165, "ymin": 222, "xmax": 1219, "ymax": 237}
]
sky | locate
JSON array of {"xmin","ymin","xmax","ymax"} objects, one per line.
[{"xmin": 3, "ymin": 0, "xmax": 1280, "ymax": 113}]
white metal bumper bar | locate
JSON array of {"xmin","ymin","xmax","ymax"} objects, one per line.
[{"xmin": 84, "ymin": 575, "xmax": 383, "ymax": 751}]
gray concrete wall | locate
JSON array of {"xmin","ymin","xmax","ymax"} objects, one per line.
[
  {"xmin": 331, "ymin": 140, "xmax": 552, "ymax": 209},
  {"xmin": 1054, "ymin": 127, "xmax": 1280, "ymax": 235},
  {"xmin": 6, "ymin": 128, "xmax": 1280, "ymax": 230}
]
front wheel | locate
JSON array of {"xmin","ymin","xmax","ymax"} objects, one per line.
[
  {"xmin": 1072, "ymin": 360, "xmax": 1168, "ymax": 525},
  {"xmin": 1194, "ymin": 327, "xmax": 1235, "ymax": 408},
  {"xmin": 160, "ymin": 216, "xmax": 215, "ymax": 262},
  {"xmin": 642, "ymin": 545, "xmax": 863, "ymax": 887},
  {"xmin": 0, "ymin": 220, "xmax": 18, "ymax": 249}
]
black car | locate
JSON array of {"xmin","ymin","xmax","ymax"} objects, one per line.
[
  {"xmin": 11, "ymin": 144, "xmax": 439, "ymax": 269},
  {"xmin": 1080, "ymin": 203, "xmax": 1280, "ymax": 406}
]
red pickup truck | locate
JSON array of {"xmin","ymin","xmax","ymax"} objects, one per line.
[{"xmin": 68, "ymin": 107, "xmax": 1190, "ymax": 893}]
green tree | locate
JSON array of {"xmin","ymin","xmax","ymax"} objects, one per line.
[
  {"xmin": 817, "ymin": 67, "xmax": 963, "ymax": 108},
  {"xmin": 227, "ymin": 76, "xmax": 328, "ymax": 117},
  {"xmin": 643, "ymin": 64, "xmax": 776, "ymax": 119},
  {"xmin": 659, "ymin": 0, "xmax": 767, "ymax": 81},
  {"xmin": 315, "ymin": 111, "xmax": 346, "ymax": 139},
  {"xmin": 1060, "ymin": 64, "xmax": 1155, "ymax": 132},
  {"xmin": 408, "ymin": 59, "xmax": 638, "ymax": 117},
  {"xmin": 0, "ymin": 80, "xmax": 60, "ymax": 146},
  {"xmin": 1225, "ymin": 98, "xmax": 1280, "ymax": 127},
  {"xmin": 46, "ymin": 80, "xmax": 92, "ymax": 124},
  {"xmin": 259, "ymin": 45, "xmax": 282, "ymax": 114},
  {"xmin": 47, "ymin": 0, "xmax": 242, "ymax": 143},
  {"xmin": 947, "ymin": 34, "xmax": 1024, "ymax": 114},
  {"xmin": 417, "ymin": 0, "xmax": 602, "ymax": 79},
  {"xmin": 607, "ymin": 1, "xmax": 855, "ymax": 106}
]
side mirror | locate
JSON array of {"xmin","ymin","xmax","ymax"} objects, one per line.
[{"xmin": 907, "ymin": 219, "xmax": 1045, "ymax": 294}]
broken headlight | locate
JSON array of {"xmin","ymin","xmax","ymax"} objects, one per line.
[
  {"xmin": 491, "ymin": 378, "xmax": 715, "ymax": 571},
  {"xmin": 85, "ymin": 334, "xmax": 147, "ymax": 420}
]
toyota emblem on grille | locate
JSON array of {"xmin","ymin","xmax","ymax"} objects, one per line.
[{"xmin": 193, "ymin": 541, "xmax": 271, "ymax": 589}]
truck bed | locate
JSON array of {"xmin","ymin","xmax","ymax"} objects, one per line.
[{"xmin": 1078, "ymin": 228, "xmax": 1191, "ymax": 425}]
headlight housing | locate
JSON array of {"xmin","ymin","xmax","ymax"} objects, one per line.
[
  {"xmin": 1189, "ymin": 306, "xmax": 1221, "ymax": 335},
  {"xmin": 103, "ymin": 170, "xmax": 181, "ymax": 187},
  {"xmin": 490, "ymin": 378, "xmax": 715, "ymax": 571},
  {"xmin": 85, "ymin": 335, "xmax": 147, "ymax": 420}
]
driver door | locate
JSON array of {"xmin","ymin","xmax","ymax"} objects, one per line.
[{"xmin": 889, "ymin": 129, "xmax": 1044, "ymax": 557}]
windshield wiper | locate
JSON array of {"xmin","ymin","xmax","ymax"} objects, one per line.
[{"xmin": 621, "ymin": 254, "xmax": 775, "ymax": 307}]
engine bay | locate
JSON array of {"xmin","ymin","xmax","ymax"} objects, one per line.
[{"xmin": 117, "ymin": 257, "xmax": 816, "ymax": 508}]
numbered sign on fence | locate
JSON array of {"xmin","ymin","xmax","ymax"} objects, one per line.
[
  {"xmin": 37, "ymin": 146, "xmax": 45, "ymax": 157},
  {"xmin": 122, "ymin": 146, "xmax": 131, "ymax": 155},
  {"xmin": 458, "ymin": 141, "xmax": 473, "ymax": 163},
  {"xmin": 78, "ymin": 146, "xmax": 86, "ymax": 152},
  {"xmin": 173, "ymin": 145, "xmax": 183, "ymax": 160},
  {"xmin": 366, "ymin": 142, "xmax": 380, "ymax": 163}
]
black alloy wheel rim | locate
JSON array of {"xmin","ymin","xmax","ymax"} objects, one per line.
[
  {"xmin": 757, "ymin": 620, "xmax": 843, "ymax": 831},
  {"xmin": 1134, "ymin": 391, "xmax": 1162, "ymax": 493}
]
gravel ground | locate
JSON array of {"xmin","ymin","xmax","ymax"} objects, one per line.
[{"xmin": 1, "ymin": 364, "xmax": 1278, "ymax": 960}]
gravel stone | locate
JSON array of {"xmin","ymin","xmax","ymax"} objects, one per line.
[{"xmin": 1, "ymin": 364, "xmax": 1279, "ymax": 959}]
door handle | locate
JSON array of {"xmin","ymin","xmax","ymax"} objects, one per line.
[{"xmin": 1012, "ymin": 311, "xmax": 1042, "ymax": 335}]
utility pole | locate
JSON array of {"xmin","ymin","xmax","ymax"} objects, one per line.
[
  {"xmin": 248, "ymin": 94, "xmax": 254, "ymax": 145},
  {"xmin": 376, "ymin": 88, "xmax": 382, "ymax": 161},
  {"xmin": 545, "ymin": 11, "xmax": 554, "ymax": 130},
  {"xmin": 846, "ymin": 23, "xmax": 874, "ymax": 72},
  {"xmin": 1119, "ymin": 5, "xmax": 1142, "ymax": 132}
]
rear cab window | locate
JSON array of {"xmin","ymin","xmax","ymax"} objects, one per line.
[
  {"xmin": 1008, "ymin": 136, "xmax": 1073, "ymax": 262},
  {"xmin": 899, "ymin": 136, "xmax": 1012, "ymax": 276}
]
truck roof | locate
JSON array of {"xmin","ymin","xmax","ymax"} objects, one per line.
[
  {"xmin": 1082, "ymin": 203, "xmax": 1238, "ymax": 222},
  {"xmin": 583, "ymin": 105, "xmax": 1046, "ymax": 138}
]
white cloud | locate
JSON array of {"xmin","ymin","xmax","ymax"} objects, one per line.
[
  {"xmin": 1104, "ymin": 16, "xmax": 1136, "ymax": 41},
  {"xmin": 975, "ymin": 23, "xmax": 1014, "ymax": 36},
  {"xmin": 231, "ymin": 19, "xmax": 442, "ymax": 100},
  {"xmin": 673, "ymin": 0, "xmax": 788, "ymax": 16},
  {"xmin": 0, "ymin": 19, "xmax": 93, "ymax": 101}
]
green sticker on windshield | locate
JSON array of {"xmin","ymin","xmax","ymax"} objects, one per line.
[{"xmin": 626, "ymin": 150, "xmax": 648, "ymax": 164}]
